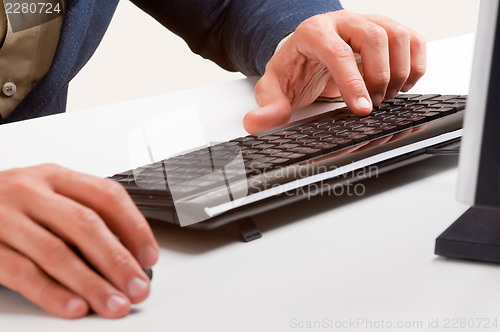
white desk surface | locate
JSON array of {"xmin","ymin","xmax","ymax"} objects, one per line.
[{"xmin": 2, "ymin": 34, "xmax": 497, "ymax": 332}]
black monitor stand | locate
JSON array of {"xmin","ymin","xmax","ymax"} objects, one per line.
[{"xmin": 435, "ymin": 206, "xmax": 500, "ymax": 263}]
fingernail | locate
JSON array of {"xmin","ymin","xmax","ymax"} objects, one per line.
[
  {"xmin": 355, "ymin": 97, "xmax": 372, "ymax": 111},
  {"xmin": 107, "ymin": 295, "xmax": 128, "ymax": 313},
  {"xmin": 128, "ymin": 277, "xmax": 149, "ymax": 299},
  {"xmin": 67, "ymin": 298, "xmax": 86, "ymax": 314},
  {"xmin": 141, "ymin": 245, "xmax": 158, "ymax": 267}
]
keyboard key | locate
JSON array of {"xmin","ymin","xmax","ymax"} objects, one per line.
[
  {"xmin": 400, "ymin": 105, "xmax": 425, "ymax": 111},
  {"xmin": 429, "ymin": 95, "xmax": 459, "ymax": 101},
  {"xmin": 445, "ymin": 103, "xmax": 466, "ymax": 111},
  {"xmin": 253, "ymin": 143, "xmax": 275, "ymax": 150},
  {"xmin": 367, "ymin": 123, "xmax": 398, "ymax": 134},
  {"xmin": 293, "ymin": 126, "xmax": 313, "ymax": 133},
  {"xmin": 277, "ymin": 143, "xmax": 300, "ymax": 150},
  {"xmin": 306, "ymin": 142, "xmax": 339, "ymax": 153},
  {"xmin": 362, "ymin": 129, "xmax": 384, "ymax": 139},
  {"xmin": 269, "ymin": 158, "xmax": 292, "ymax": 166},
  {"xmin": 241, "ymin": 149, "xmax": 259, "ymax": 155},
  {"xmin": 395, "ymin": 94, "xmax": 422, "ymax": 100},
  {"xmin": 271, "ymin": 139, "xmax": 292, "ymax": 145},
  {"xmin": 331, "ymin": 128, "xmax": 349, "ymax": 135},
  {"xmin": 430, "ymin": 107, "xmax": 455, "ymax": 116},
  {"xmin": 245, "ymin": 153, "xmax": 266, "ymax": 160},
  {"xmin": 394, "ymin": 120, "xmax": 413, "ymax": 129},
  {"xmin": 336, "ymin": 132, "xmax": 369, "ymax": 143},
  {"xmin": 259, "ymin": 136, "xmax": 281, "ymax": 141},
  {"xmin": 323, "ymin": 137, "xmax": 353, "ymax": 148},
  {"xmin": 315, "ymin": 133, "xmax": 333, "ymax": 140},
  {"xmin": 285, "ymin": 134, "xmax": 308, "ymax": 140},
  {"xmin": 288, "ymin": 153, "xmax": 308, "ymax": 161},
  {"xmin": 301, "ymin": 129, "xmax": 324, "ymax": 136},
  {"xmin": 420, "ymin": 112, "xmax": 441, "ymax": 121},
  {"xmin": 241, "ymin": 140, "xmax": 264, "ymax": 147},
  {"xmin": 288, "ymin": 147, "xmax": 322, "ymax": 158},
  {"xmin": 269, "ymin": 152, "xmax": 295, "ymax": 158},
  {"xmin": 409, "ymin": 94, "xmax": 441, "ymax": 101},
  {"xmin": 417, "ymin": 100, "xmax": 441, "ymax": 107},
  {"xmin": 260, "ymin": 148, "xmax": 283, "ymax": 155},
  {"xmin": 231, "ymin": 137, "xmax": 254, "ymax": 143},
  {"xmin": 272, "ymin": 130, "xmax": 297, "ymax": 137},
  {"xmin": 294, "ymin": 139, "xmax": 316, "ymax": 145}
]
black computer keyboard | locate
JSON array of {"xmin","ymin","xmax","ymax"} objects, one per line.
[{"xmin": 109, "ymin": 93, "xmax": 465, "ymax": 227}]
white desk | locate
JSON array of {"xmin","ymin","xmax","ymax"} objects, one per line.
[{"xmin": 3, "ymin": 34, "xmax": 497, "ymax": 332}]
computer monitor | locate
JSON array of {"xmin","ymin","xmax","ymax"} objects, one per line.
[{"xmin": 435, "ymin": 0, "xmax": 500, "ymax": 263}]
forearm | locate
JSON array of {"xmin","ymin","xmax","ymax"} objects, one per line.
[{"xmin": 130, "ymin": 0, "xmax": 343, "ymax": 75}]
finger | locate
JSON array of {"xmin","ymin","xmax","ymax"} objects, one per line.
[
  {"xmin": 0, "ymin": 242, "xmax": 89, "ymax": 318},
  {"xmin": 1, "ymin": 212, "xmax": 131, "ymax": 318},
  {"xmin": 244, "ymin": 73, "xmax": 293, "ymax": 134},
  {"xmin": 26, "ymin": 191, "xmax": 151, "ymax": 305},
  {"xmin": 366, "ymin": 15, "xmax": 411, "ymax": 99},
  {"xmin": 335, "ymin": 14, "xmax": 391, "ymax": 105},
  {"xmin": 402, "ymin": 30, "xmax": 427, "ymax": 91},
  {"xmin": 320, "ymin": 78, "xmax": 341, "ymax": 98},
  {"xmin": 45, "ymin": 165, "xmax": 158, "ymax": 268},
  {"xmin": 296, "ymin": 16, "xmax": 373, "ymax": 116}
]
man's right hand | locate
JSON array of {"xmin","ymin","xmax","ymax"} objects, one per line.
[{"xmin": 0, "ymin": 164, "xmax": 159, "ymax": 319}]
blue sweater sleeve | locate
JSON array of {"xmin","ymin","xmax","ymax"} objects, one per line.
[{"xmin": 130, "ymin": 0, "xmax": 343, "ymax": 76}]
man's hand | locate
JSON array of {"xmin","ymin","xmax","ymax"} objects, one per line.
[
  {"xmin": 0, "ymin": 164, "xmax": 159, "ymax": 319},
  {"xmin": 244, "ymin": 10, "xmax": 426, "ymax": 134}
]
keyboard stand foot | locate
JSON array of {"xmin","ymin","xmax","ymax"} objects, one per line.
[
  {"xmin": 235, "ymin": 217, "xmax": 262, "ymax": 242},
  {"xmin": 435, "ymin": 206, "xmax": 500, "ymax": 263}
]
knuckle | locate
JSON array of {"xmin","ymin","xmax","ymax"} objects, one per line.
[
  {"xmin": 364, "ymin": 25, "xmax": 388, "ymax": 47},
  {"xmin": 343, "ymin": 74, "xmax": 366, "ymax": 90},
  {"xmin": 297, "ymin": 13, "xmax": 336, "ymax": 43},
  {"xmin": 37, "ymin": 163, "xmax": 63, "ymax": 175},
  {"xmin": 71, "ymin": 206, "xmax": 101, "ymax": 231},
  {"xmin": 132, "ymin": 220, "xmax": 151, "ymax": 238},
  {"xmin": 11, "ymin": 259, "xmax": 42, "ymax": 291},
  {"xmin": 412, "ymin": 32, "xmax": 427, "ymax": 48},
  {"xmin": 369, "ymin": 71, "xmax": 391, "ymax": 88},
  {"xmin": 329, "ymin": 43, "xmax": 355, "ymax": 61},
  {"xmin": 3, "ymin": 175, "xmax": 35, "ymax": 195},
  {"xmin": 411, "ymin": 63, "xmax": 427, "ymax": 78},
  {"xmin": 36, "ymin": 281, "xmax": 59, "ymax": 305},
  {"xmin": 392, "ymin": 69, "xmax": 410, "ymax": 83},
  {"xmin": 334, "ymin": 9, "xmax": 356, "ymax": 20},
  {"xmin": 38, "ymin": 163, "xmax": 69, "ymax": 182},
  {"xmin": 390, "ymin": 26, "xmax": 410, "ymax": 43},
  {"xmin": 39, "ymin": 238, "xmax": 71, "ymax": 267},
  {"xmin": 299, "ymin": 14, "xmax": 323, "ymax": 30},
  {"xmin": 108, "ymin": 250, "xmax": 132, "ymax": 272},
  {"xmin": 101, "ymin": 179, "xmax": 127, "ymax": 203},
  {"xmin": 368, "ymin": 14, "xmax": 388, "ymax": 22}
]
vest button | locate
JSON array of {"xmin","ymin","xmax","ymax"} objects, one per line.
[{"xmin": 2, "ymin": 82, "xmax": 17, "ymax": 97}]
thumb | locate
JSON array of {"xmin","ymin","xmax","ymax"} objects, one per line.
[
  {"xmin": 244, "ymin": 76, "xmax": 292, "ymax": 134},
  {"xmin": 243, "ymin": 101, "xmax": 292, "ymax": 134}
]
